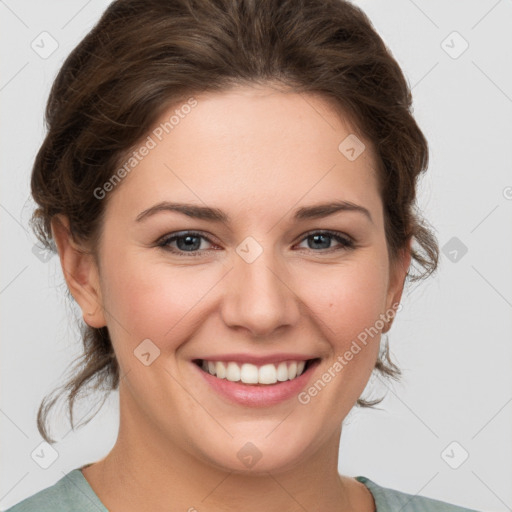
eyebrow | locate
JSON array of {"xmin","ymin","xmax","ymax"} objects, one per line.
[{"xmin": 135, "ymin": 200, "xmax": 373, "ymax": 224}]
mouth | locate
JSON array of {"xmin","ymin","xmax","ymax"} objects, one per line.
[{"xmin": 192, "ymin": 357, "xmax": 321, "ymax": 386}]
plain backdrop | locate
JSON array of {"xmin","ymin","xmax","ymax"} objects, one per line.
[{"xmin": 1, "ymin": 1, "xmax": 511, "ymax": 511}]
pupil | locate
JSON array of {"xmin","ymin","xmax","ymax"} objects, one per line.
[
  {"xmin": 177, "ymin": 235, "xmax": 200, "ymax": 251},
  {"xmin": 310, "ymin": 234, "xmax": 330, "ymax": 249}
]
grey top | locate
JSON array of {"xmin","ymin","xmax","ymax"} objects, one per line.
[{"xmin": 3, "ymin": 468, "xmax": 481, "ymax": 512}]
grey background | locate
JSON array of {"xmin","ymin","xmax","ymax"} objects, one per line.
[{"xmin": 1, "ymin": 1, "xmax": 511, "ymax": 510}]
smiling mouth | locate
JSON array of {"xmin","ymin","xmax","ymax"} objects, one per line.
[{"xmin": 192, "ymin": 358, "xmax": 320, "ymax": 386}]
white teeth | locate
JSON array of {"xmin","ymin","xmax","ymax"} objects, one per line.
[
  {"xmin": 216, "ymin": 361, "xmax": 227, "ymax": 379},
  {"xmin": 240, "ymin": 363, "xmax": 259, "ymax": 384},
  {"xmin": 276, "ymin": 362, "xmax": 289, "ymax": 381},
  {"xmin": 199, "ymin": 359, "xmax": 311, "ymax": 385},
  {"xmin": 226, "ymin": 361, "xmax": 241, "ymax": 382},
  {"xmin": 259, "ymin": 364, "xmax": 277, "ymax": 385},
  {"xmin": 288, "ymin": 361, "xmax": 297, "ymax": 379}
]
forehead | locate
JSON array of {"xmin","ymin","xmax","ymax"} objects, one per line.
[{"xmin": 104, "ymin": 85, "xmax": 382, "ymax": 224}]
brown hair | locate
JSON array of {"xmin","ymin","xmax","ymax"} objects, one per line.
[{"xmin": 31, "ymin": 0, "xmax": 439, "ymax": 443}]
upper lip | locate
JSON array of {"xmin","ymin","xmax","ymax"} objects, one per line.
[{"xmin": 193, "ymin": 353, "xmax": 319, "ymax": 365}]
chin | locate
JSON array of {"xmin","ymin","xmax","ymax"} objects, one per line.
[{"xmin": 195, "ymin": 434, "xmax": 313, "ymax": 475}]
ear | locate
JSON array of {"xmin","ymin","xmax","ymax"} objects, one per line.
[
  {"xmin": 51, "ymin": 214, "xmax": 106, "ymax": 329},
  {"xmin": 382, "ymin": 238, "xmax": 412, "ymax": 333}
]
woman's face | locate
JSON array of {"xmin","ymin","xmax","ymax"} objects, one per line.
[{"xmin": 72, "ymin": 84, "xmax": 409, "ymax": 473}]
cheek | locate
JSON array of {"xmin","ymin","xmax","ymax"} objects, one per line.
[
  {"xmin": 301, "ymin": 257, "xmax": 389, "ymax": 344},
  {"xmin": 100, "ymin": 254, "xmax": 221, "ymax": 349}
]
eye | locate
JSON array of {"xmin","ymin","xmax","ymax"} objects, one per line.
[
  {"xmin": 157, "ymin": 231, "xmax": 216, "ymax": 256},
  {"xmin": 295, "ymin": 230, "xmax": 354, "ymax": 252},
  {"xmin": 157, "ymin": 229, "xmax": 355, "ymax": 257}
]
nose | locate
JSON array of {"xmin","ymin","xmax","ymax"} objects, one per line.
[{"xmin": 220, "ymin": 245, "xmax": 301, "ymax": 338}]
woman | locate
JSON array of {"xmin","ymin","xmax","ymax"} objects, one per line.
[{"xmin": 6, "ymin": 0, "xmax": 481, "ymax": 510}]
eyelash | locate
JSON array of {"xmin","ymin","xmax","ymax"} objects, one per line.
[{"xmin": 156, "ymin": 230, "xmax": 355, "ymax": 257}]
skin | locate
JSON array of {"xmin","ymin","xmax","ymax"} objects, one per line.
[{"xmin": 52, "ymin": 83, "xmax": 411, "ymax": 512}]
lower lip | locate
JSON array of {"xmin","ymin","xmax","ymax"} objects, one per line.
[{"xmin": 192, "ymin": 359, "xmax": 320, "ymax": 407}]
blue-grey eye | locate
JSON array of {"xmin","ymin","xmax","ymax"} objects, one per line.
[{"xmin": 298, "ymin": 231, "xmax": 353, "ymax": 251}]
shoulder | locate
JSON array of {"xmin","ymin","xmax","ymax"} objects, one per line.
[
  {"xmin": 355, "ymin": 476, "xmax": 482, "ymax": 512},
  {"xmin": 3, "ymin": 469, "xmax": 107, "ymax": 512}
]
